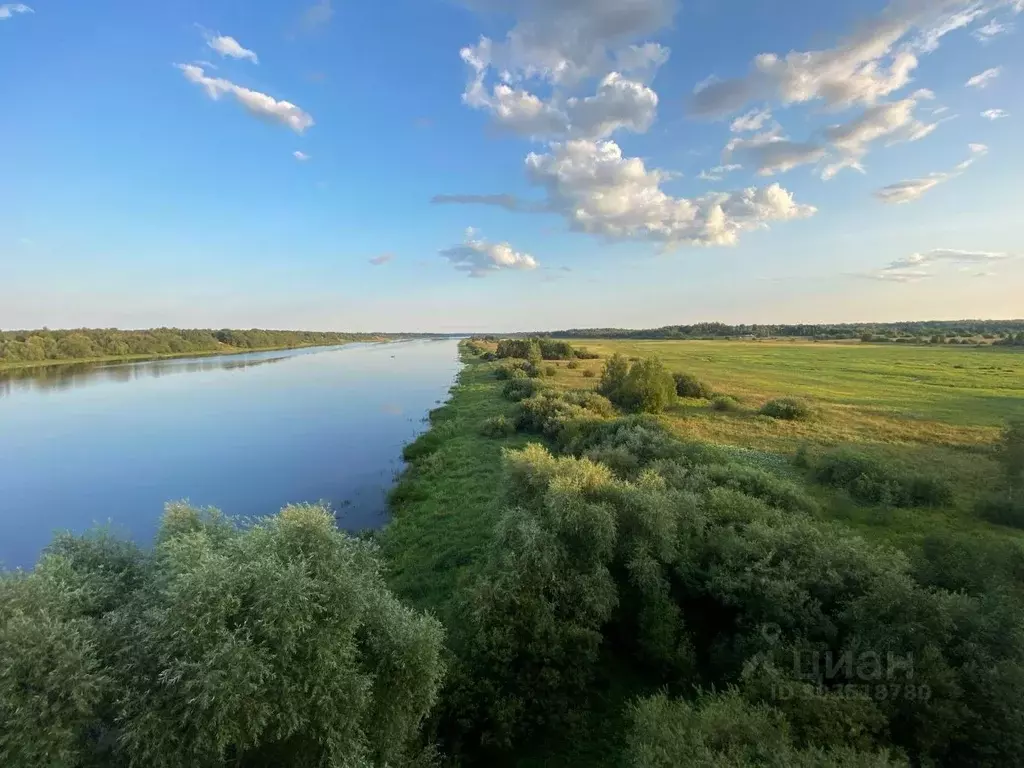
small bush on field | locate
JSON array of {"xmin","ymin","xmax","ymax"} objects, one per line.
[
  {"xmin": 760, "ymin": 397, "xmax": 811, "ymax": 420},
  {"xmin": 809, "ymin": 448, "xmax": 953, "ymax": 508},
  {"xmin": 516, "ymin": 390, "xmax": 615, "ymax": 440},
  {"xmin": 710, "ymin": 395, "xmax": 741, "ymax": 412},
  {"xmin": 567, "ymin": 360, "xmax": 580, "ymax": 369},
  {"xmin": 599, "ymin": 354, "xmax": 676, "ymax": 414},
  {"xmin": 582, "ymin": 369, "xmax": 596, "ymax": 378},
  {"xmin": 495, "ymin": 360, "xmax": 529, "ymax": 380},
  {"xmin": 793, "ymin": 442, "xmax": 812, "ymax": 469},
  {"xmin": 574, "ymin": 347, "xmax": 601, "ymax": 360},
  {"xmin": 673, "ymin": 372, "xmax": 713, "ymax": 399},
  {"xmin": 502, "ymin": 377, "xmax": 544, "ymax": 402},
  {"xmin": 544, "ymin": 365, "xmax": 558, "ymax": 377},
  {"xmin": 480, "ymin": 415, "xmax": 516, "ymax": 438},
  {"xmin": 976, "ymin": 492, "xmax": 1024, "ymax": 529}
]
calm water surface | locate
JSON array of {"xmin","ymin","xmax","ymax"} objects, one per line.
[{"xmin": 0, "ymin": 339, "xmax": 461, "ymax": 569}]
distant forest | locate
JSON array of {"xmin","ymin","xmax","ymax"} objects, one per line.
[
  {"xmin": 548, "ymin": 320, "xmax": 1024, "ymax": 345},
  {"xmin": 0, "ymin": 328, "xmax": 394, "ymax": 364}
]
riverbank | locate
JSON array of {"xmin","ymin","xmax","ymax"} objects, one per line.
[
  {"xmin": 0, "ymin": 338, "xmax": 393, "ymax": 375},
  {"xmin": 379, "ymin": 345, "xmax": 528, "ymax": 620}
]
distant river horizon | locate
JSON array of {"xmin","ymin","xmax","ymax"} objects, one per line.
[{"xmin": 0, "ymin": 338, "xmax": 462, "ymax": 569}]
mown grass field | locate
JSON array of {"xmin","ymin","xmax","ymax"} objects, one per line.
[{"xmin": 540, "ymin": 339, "xmax": 1024, "ymax": 545}]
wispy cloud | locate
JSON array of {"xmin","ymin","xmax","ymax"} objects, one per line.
[
  {"xmin": 973, "ymin": 18, "xmax": 1014, "ymax": 41},
  {"xmin": 874, "ymin": 143, "xmax": 987, "ymax": 204},
  {"xmin": 431, "ymin": 193, "xmax": 546, "ymax": 213},
  {"xmin": 206, "ymin": 33, "xmax": 259, "ymax": 64},
  {"xmin": 369, "ymin": 253, "xmax": 394, "ymax": 266},
  {"xmin": 965, "ymin": 67, "xmax": 1001, "ymax": 88},
  {"xmin": 981, "ymin": 108, "xmax": 1009, "ymax": 119},
  {"xmin": 855, "ymin": 247, "xmax": 1012, "ymax": 282},
  {"xmin": 177, "ymin": 63, "xmax": 314, "ymax": 133},
  {"xmin": 295, "ymin": 0, "xmax": 333, "ymax": 34},
  {"xmin": 697, "ymin": 163, "xmax": 742, "ymax": 181},
  {"xmin": 0, "ymin": 3, "xmax": 32, "ymax": 19},
  {"xmin": 293, "ymin": 150, "xmax": 311, "ymax": 161}
]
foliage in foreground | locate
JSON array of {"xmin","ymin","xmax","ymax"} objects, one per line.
[
  {"xmin": 626, "ymin": 690, "xmax": 904, "ymax": 767},
  {"xmin": 437, "ymin": 388, "xmax": 1024, "ymax": 767},
  {"xmin": 0, "ymin": 504, "xmax": 445, "ymax": 768}
]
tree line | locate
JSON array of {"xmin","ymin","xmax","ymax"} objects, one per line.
[
  {"xmin": 0, "ymin": 328, "xmax": 393, "ymax": 364},
  {"xmin": 545, "ymin": 319, "xmax": 1024, "ymax": 342}
]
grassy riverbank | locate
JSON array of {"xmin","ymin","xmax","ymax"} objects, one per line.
[
  {"xmin": 380, "ymin": 349, "xmax": 525, "ymax": 620},
  {"xmin": 380, "ymin": 337, "xmax": 1024, "ymax": 766},
  {"xmin": 0, "ymin": 339, "xmax": 390, "ymax": 374}
]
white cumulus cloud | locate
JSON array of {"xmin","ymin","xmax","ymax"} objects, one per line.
[
  {"xmin": 177, "ymin": 63, "xmax": 314, "ymax": 133},
  {"xmin": 525, "ymin": 139, "xmax": 815, "ymax": 246},
  {"xmin": 690, "ymin": 0, "xmax": 1014, "ymax": 117},
  {"xmin": 206, "ymin": 34, "xmax": 259, "ymax": 64},
  {"xmin": 439, "ymin": 228, "xmax": 539, "ymax": 277},
  {"xmin": 981, "ymin": 107, "xmax": 1009, "ymax": 119},
  {"xmin": 966, "ymin": 66, "xmax": 1001, "ymax": 87}
]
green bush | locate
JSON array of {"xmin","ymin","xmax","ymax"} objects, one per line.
[
  {"xmin": 0, "ymin": 505, "xmax": 445, "ymax": 768},
  {"xmin": 710, "ymin": 394, "xmax": 741, "ymax": 412},
  {"xmin": 760, "ymin": 397, "xmax": 811, "ymax": 420},
  {"xmin": 544, "ymin": 365, "xmax": 558, "ymax": 377},
  {"xmin": 997, "ymin": 420, "xmax": 1024, "ymax": 489},
  {"xmin": 976, "ymin": 492, "xmax": 1024, "ymax": 529},
  {"xmin": 502, "ymin": 377, "xmax": 544, "ymax": 402},
  {"xmin": 625, "ymin": 691, "xmax": 904, "ymax": 768},
  {"xmin": 495, "ymin": 359, "xmax": 529, "ymax": 380},
  {"xmin": 600, "ymin": 355, "xmax": 676, "ymax": 414},
  {"xmin": 480, "ymin": 415, "xmax": 517, "ymax": 438},
  {"xmin": 672, "ymin": 372, "xmax": 713, "ymax": 399},
  {"xmin": 567, "ymin": 360, "xmax": 580, "ymax": 369},
  {"xmin": 582, "ymin": 369, "xmax": 596, "ymax": 378},
  {"xmin": 810, "ymin": 448, "xmax": 953, "ymax": 507}
]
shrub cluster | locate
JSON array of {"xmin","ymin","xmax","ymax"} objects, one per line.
[
  {"xmin": 760, "ymin": 397, "xmax": 811, "ymax": 420},
  {"xmin": 672, "ymin": 372, "xmax": 713, "ymax": 399},
  {"xmin": 0, "ymin": 505, "xmax": 445, "ymax": 767},
  {"xmin": 598, "ymin": 354, "xmax": 677, "ymax": 414},
  {"xmin": 444, "ymin": 412, "xmax": 1024, "ymax": 766},
  {"xmin": 710, "ymin": 394, "xmax": 741, "ymax": 412},
  {"xmin": 502, "ymin": 376, "xmax": 544, "ymax": 402},
  {"xmin": 494, "ymin": 337, "xmax": 584, "ymax": 361},
  {"xmin": 479, "ymin": 414, "xmax": 516, "ymax": 438},
  {"xmin": 808, "ymin": 448, "xmax": 953, "ymax": 507}
]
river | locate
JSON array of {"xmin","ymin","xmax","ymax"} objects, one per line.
[{"xmin": 0, "ymin": 338, "xmax": 462, "ymax": 569}]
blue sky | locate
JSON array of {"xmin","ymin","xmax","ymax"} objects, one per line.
[{"xmin": 1, "ymin": 0, "xmax": 1021, "ymax": 332}]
